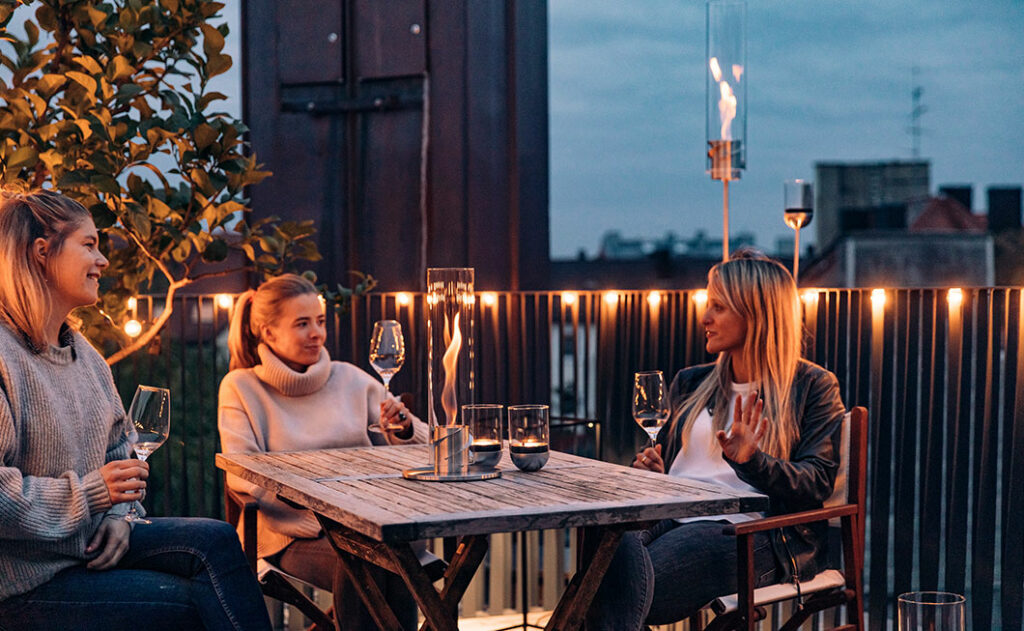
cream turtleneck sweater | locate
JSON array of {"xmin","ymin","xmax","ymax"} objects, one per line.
[{"xmin": 218, "ymin": 344, "xmax": 427, "ymax": 558}]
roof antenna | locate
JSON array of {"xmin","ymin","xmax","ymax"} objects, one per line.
[{"xmin": 910, "ymin": 66, "xmax": 927, "ymax": 159}]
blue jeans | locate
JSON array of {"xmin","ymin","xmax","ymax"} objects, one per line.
[
  {"xmin": 272, "ymin": 535, "xmax": 418, "ymax": 631},
  {"xmin": 585, "ymin": 519, "xmax": 778, "ymax": 631},
  {"xmin": 0, "ymin": 518, "xmax": 271, "ymax": 631}
]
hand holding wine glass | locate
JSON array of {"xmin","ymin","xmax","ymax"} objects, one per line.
[
  {"xmin": 632, "ymin": 371, "xmax": 670, "ymax": 450},
  {"xmin": 368, "ymin": 320, "xmax": 406, "ymax": 432},
  {"xmin": 124, "ymin": 385, "xmax": 170, "ymax": 524}
]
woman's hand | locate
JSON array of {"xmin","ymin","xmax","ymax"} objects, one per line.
[
  {"xmin": 716, "ymin": 392, "xmax": 767, "ymax": 464},
  {"xmin": 85, "ymin": 515, "xmax": 131, "ymax": 570},
  {"xmin": 380, "ymin": 399, "xmax": 413, "ymax": 441},
  {"xmin": 99, "ymin": 459, "xmax": 148, "ymax": 505},
  {"xmin": 632, "ymin": 444, "xmax": 665, "ymax": 473}
]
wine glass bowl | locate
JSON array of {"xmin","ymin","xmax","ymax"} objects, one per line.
[
  {"xmin": 368, "ymin": 320, "xmax": 406, "ymax": 433},
  {"xmin": 784, "ymin": 179, "xmax": 814, "ymax": 283},
  {"xmin": 125, "ymin": 385, "xmax": 170, "ymax": 524},
  {"xmin": 632, "ymin": 371, "xmax": 670, "ymax": 448}
]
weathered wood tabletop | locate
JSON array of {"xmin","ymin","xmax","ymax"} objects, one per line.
[
  {"xmin": 216, "ymin": 445, "xmax": 769, "ymax": 631},
  {"xmin": 216, "ymin": 444, "xmax": 768, "ymax": 542}
]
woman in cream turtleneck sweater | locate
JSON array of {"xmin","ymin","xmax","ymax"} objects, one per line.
[{"xmin": 218, "ymin": 274, "xmax": 428, "ymax": 630}]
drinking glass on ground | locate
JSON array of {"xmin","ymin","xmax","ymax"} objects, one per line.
[
  {"xmin": 507, "ymin": 405, "xmax": 549, "ymax": 472},
  {"xmin": 897, "ymin": 592, "xmax": 965, "ymax": 631},
  {"xmin": 125, "ymin": 385, "xmax": 170, "ymax": 524},
  {"xmin": 632, "ymin": 371, "xmax": 669, "ymax": 449},
  {"xmin": 368, "ymin": 320, "xmax": 406, "ymax": 432},
  {"xmin": 464, "ymin": 404, "xmax": 504, "ymax": 468}
]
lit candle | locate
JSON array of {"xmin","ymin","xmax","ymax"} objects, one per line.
[{"xmin": 510, "ymin": 439, "xmax": 549, "ymax": 471}]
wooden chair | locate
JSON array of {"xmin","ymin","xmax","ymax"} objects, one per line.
[
  {"xmin": 224, "ymin": 486, "xmax": 336, "ymax": 631},
  {"xmin": 693, "ymin": 406, "xmax": 867, "ymax": 631}
]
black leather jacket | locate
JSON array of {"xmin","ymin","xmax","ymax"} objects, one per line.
[{"xmin": 656, "ymin": 359, "xmax": 846, "ymax": 583}]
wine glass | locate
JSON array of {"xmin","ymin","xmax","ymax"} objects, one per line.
[
  {"xmin": 632, "ymin": 371, "xmax": 670, "ymax": 449},
  {"xmin": 124, "ymin": 385, "xmax": 170, "ymax": 524},
  {"xmin": 783, "ymin": 179, "xmax": 813, "ymax": 284},
  {"xmin": 368, "ymin": 320, "xmax": 405, "ymax": 432}
]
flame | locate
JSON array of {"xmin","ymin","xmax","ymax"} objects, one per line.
[
  {"xmin": 709, "ymin": 57, "xmax": 741, "ymax": 140},
  {"xmin": 440, "ymin": 312, "xmax": 462, "ymax": 426},
  {"xmin": 709, "ymin": 57, "xmax": 723, "ymax": 82}
]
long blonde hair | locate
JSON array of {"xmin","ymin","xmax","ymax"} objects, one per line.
[
  {"xmin": 676, "ymin": 254, "xmax": 802, "ymax": 460},
  {"xmin": 0, "ymin": 189, "xmax": 91, "ymax": 351},
  {"xmin": 227, "ymin": 273, "xmax": 319, "ymax": 370}
]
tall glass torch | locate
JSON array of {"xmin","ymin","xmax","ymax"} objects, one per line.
[{"xmin": 706, "ymin": 0, "xmax": 747, "ymax": 260}]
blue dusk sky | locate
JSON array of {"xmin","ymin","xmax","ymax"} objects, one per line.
[{"xmin": 215, "ymin": 2, "xmax": 1023, "ymax": 259}]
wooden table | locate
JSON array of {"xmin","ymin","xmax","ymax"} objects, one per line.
[{"xmin": 216, "ymin": 445, "xmax": 767, "ymax": 631}]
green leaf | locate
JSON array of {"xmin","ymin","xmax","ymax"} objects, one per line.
[
  {"xmin": 200, "ymin": 23, "xmax": 225, "ymax": 56},
  {"xmin": 201, "ymin": 238, "xmax": 228, "ymax": 262},
  {"xmin": 6, "ymin": 145, "xmax": 38, "ymax": 169},
  {"xmin": 205, "ymin": 53, "xmax": 232, "ymax": 79},
  {"xmin": 147, "ymin": 196, "xmax": 173, "ymax": 220},
  {"xmin": 90, "ymin": 203, "xmax": 118, "ymax": 229},
  {"xmin": 90, "ymin": 175, "xmax": 121, "ymax": 195},
  {"xmin": 193, "ymin": 123, "xmax": 217, "ymax": 149},
  {"xmin": 66, "ymin": 71, "xmax": 97, "ymax": 98},
  {"xmin": 73, "ymin": 56, "xmax": 103, "ymax": 75},
  {"xmin": 115, "ymin": 83, "xmax": 143, "ymax": 100}
]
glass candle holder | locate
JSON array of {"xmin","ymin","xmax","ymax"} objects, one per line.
[
  {"xmin": 897, "ymin": 592, "xmax": 965, "ymax": 631},
  {"xmin": 463, "ymin": 404, "xmax": 504, "ymax": 468},
  {"xmin": 508, "ymin": 405, "xmax": 550, "ymax": 472},
  {"xmin": 706, "ymin": 0, "xmax": 747, "ymax": 180},
  {"xmin": 426, "ymin": 268, "xmax": 475, "ymax": 469}
]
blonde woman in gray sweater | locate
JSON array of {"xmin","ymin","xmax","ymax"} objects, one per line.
[
  {"xmin": 0, "ymin": 190, "xmax": 271, "ymax": 631},
  {"xmin": 219, "ymin": 273, "xmax": 431, "ymax": 630}
]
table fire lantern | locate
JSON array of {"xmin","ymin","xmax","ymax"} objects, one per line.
[{"xmin": 508, "ymin": 405, "xmax": 550, "ymax": 472}]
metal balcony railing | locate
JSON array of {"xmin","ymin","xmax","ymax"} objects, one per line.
[{"xmin": 112, "ymin": 288, "xmax": 1023, "ymax": 630}]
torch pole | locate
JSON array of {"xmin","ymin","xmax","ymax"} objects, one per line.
[
  {"xmin": 722, "ymin": 180, "xmax": 730, "ymax": 260},
  {"xmin": 793, "ymin": 227, "xmax": 800, "ymax": 284}
]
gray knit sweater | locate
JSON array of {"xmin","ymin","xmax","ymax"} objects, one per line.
[{"xmin": 0, "ymin": 321, "xmax": 135, "ymax": 601}]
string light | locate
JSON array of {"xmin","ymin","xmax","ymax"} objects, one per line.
[
  {"xmin": 647, "ymin": 291, "xmax": 661, "ymax": 307},
  {"xmin": 215, "ymin": 293, "xmax": 234, "ymax": 310},
  {"xmin": 127, "ymin": 297, "xmax": 137, "ymax": 311},
  {"xmin": 396, "ymin": 292, "xmax": 412, "ymax": 306},
  {"xmin": 947, "ymin": 288, "xmax": 963, "ymax": 308},
  {"xmin": 871, "ymin": 288, "xmax": 886, "ymax": 309},
  {"xmin": 481, "ymin": 292, "xmax": 497, "ymax": 307},
  {"xmin": 693, "ymin": 290, "xmax": 708, "ymax": 306},
  {"xmin": 124, "ymin": 319, "xmax": 142, "ymax": 338},
  {"xmin": 603, "ymin": 291, "xmax": 619, "ymax": 306},
  {"xmin": 561, "ymin": 291, "xmax": 578, "ymax": 306},
  {"xmin": 801, "ymin": 289, "xmax": 818, "ymax": 304}
]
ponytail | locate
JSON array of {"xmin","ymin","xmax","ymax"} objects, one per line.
[{"xmin": 227, "ymin": 290, "xmax": 259, "ymax": 370}]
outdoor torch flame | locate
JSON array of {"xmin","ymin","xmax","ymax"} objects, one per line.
[
  {"xmin": 709, "ymin": 56, "xmax": 740, "ymax": 140},
  {"xmin": 440, "ymin": 312, "xmax": 462, "ymax": 426}
]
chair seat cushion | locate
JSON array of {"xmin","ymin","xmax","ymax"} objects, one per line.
[{"xmin": 711, "ymin": 569, "xmax": 847, "ymax": 614}]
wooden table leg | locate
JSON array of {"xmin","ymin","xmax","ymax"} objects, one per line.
[
  {"xmin": 334, "ymin": 550, "xmax": 403, "ymax": 631},
  {"xmin": 545, "ymin": 525, "xmax": 629, "ymax": 631}
]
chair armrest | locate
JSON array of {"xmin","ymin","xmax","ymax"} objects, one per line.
[
  {"xmin": 724, "ymin": 504, "xmax": 858, "ymax": 536},
  {"xmin": 225, "ymin": 487, "xmax": 259, "ymax": 572}
]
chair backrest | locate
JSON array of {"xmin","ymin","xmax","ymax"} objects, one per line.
[{"xmin": 824, "ymin": 407, "xmax": 868, "ymax": 529}]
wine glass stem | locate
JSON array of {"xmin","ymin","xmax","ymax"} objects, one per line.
[{"xmin": 382, "ymin": 378, "xmax": 391, "ymax": 397}]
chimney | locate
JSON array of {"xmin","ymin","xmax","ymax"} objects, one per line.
[
  {"xmin": 987, "ymin": 186, "xmax": 1022, "ymax": 233},
  {"xmin": 939, "ymin": 184, "xmax": 972, "ymax": 211}
]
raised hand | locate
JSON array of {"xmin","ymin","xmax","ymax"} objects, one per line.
[
  {"xmin": 632, "ymin": 443, "xmax": 665, "ymax": 473},
  {"xmin": 716, "ymin": 392, "xmax": 767, "ymax": 464}
]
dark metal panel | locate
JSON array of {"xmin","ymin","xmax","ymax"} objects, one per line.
[
  {"xmin": 918, "ymin": 290, "xmax": 942, "ymax": 590},
  {"xmin": 277, "ymin": 0, "xmax": 344, "ymax": 84},
  {"xmin": 892, "ymin": 291, "xmax": 917, "ymax": 596},
  {"xmin": 945, "ymin": 291, "xmax": 972, "ymax": 598},
  {"xmin": 1003, "ymin": 289, "xmax": 1024, "ymax": 631},
  {"xmin": 354, "ymin": 0, "xmax": 426, "ymax": 78},
  {"xmin": 970, "ymin": 290, "xmax": 997, "ymax": 630}
]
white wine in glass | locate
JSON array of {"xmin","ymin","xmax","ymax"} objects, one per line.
[
  {"xmin": 633, "ymin": 371, "xmax": 670, "ymax": 448},
  {"xmin": 368, "ymin": 320, "xmax": 405, "ymax": 432},
  {"xmin": 124, "ymin": 385, "xmax": 170, "ymax": 524}
]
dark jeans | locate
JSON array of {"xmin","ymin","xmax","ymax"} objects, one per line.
[
  {"xmin": 0, "ymin": 518, "xmax": 271, "ymax": 631},
  {"xmin": 272, "ymin": 535, "xmax": 418, "ymax": 631},
  {"xmin": 585, "ymin": 519, "xmax": 778, "ymax": 631}
]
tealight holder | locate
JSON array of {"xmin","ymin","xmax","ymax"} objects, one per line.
[
  {"xmin": 464, "ymin": 404, "xmax": 504, "ymax": 468},
  {"xmin": 508, "ymin": 405, "xmax": 550, "ymax": 472}
]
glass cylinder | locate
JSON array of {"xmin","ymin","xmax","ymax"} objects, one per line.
[
  {"xmin": 426, "ymin": 268, "xmax": 475, "ymax": 465},
  {"xmin": 706, "ymin": 0, "xmax": 747, "ymax": 180},
  {"xmin": 897, "ymin": 592, "xmax": 965, "ymax": 631},
  {"xmin": 464, "ymin": 404, "xmax": 503, "ymax": 468},
  {"xmin": 508, "ymin": 405, "xmax": 550, "ymax": 472}
]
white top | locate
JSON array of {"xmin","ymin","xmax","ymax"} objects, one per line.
[
  {"xmin": 668, "ymin": 381, "xmax": 764, "ymax": 523},
  {"xmin": 218, "ymin": 344, "xmax": 428, "ymax": 557}
]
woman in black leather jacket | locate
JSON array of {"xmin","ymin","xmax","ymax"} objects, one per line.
[{"xmin": 585, "ymin": 252, "xmax": 846, "ymax": 631}]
